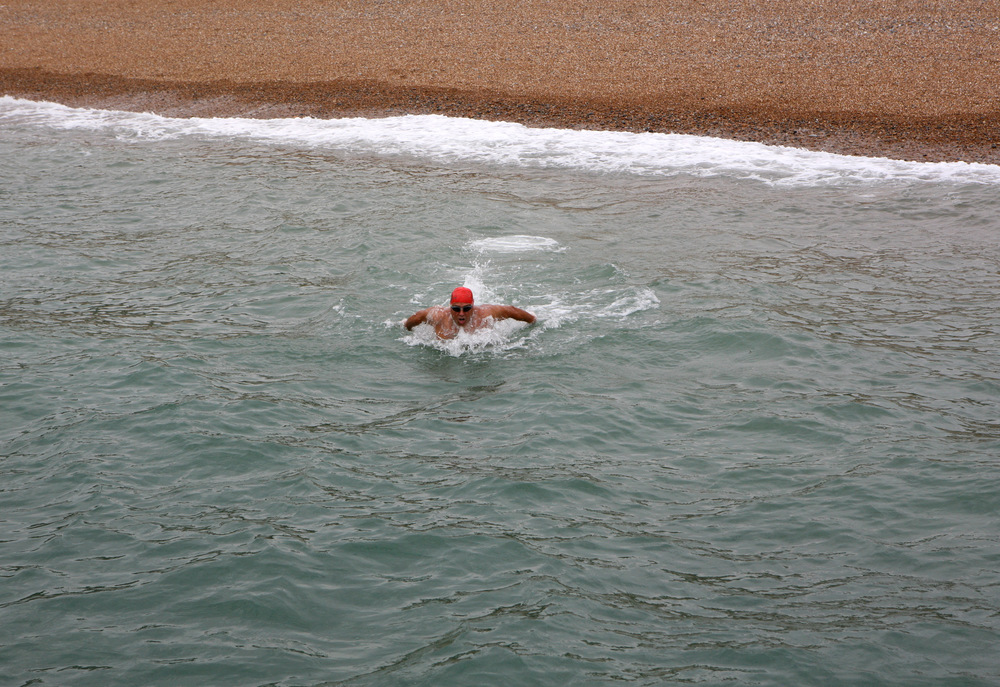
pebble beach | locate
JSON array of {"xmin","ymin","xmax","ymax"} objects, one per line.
[{"xmin": 2, "ymin": 0, "xmax": 999, "ymax": 162}]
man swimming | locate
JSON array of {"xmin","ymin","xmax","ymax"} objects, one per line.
[{"xmin": 404, "ymin": 287, "xmax": 536, "ymax": 339}]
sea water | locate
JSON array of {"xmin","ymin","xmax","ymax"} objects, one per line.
[{"xmin": 1, "ymin": 96, "xmax": 999, "ymax": 686}]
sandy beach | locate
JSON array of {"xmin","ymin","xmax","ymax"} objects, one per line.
[{"xmin": 2, "ymin": 0, "xmax": 998, "ymax": 163}]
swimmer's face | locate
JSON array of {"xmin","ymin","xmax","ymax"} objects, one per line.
[{"xmin": 450, "ymin": 302, "xmax": 473, "ymax": 327}]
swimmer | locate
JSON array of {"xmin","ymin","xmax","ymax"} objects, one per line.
[{"xmin": 404, "ymin": 287, "xmax": 536, "ymax": 339}]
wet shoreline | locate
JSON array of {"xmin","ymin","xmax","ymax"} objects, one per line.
[{"xmin": 2, "ymin": 0, "xmax": 998, "ymax": 163}]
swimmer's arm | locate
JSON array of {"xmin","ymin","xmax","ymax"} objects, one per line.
[
  {"xmin": 485, "ymin": 305, "xmax": 536, "ymax": 324},
  {"xmin": 405, "ymin": 307, "xmax": 446, "ymax": 330},
  {"xmin": 404, "ymin": 309, "xmax": 432, "ymax": 330}
]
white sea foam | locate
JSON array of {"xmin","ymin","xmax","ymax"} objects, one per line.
[
  {"xmin": 3, "ymin": 96, "xmax": 999, "ymax": 186},
  {"xmin": 595, "ymin": 288, "xmax": 661, "ymax": 319},
  {"xmin": 401, "ymin": 316, "xmax": 534, "ymax": 356},
  {"xmin": 469, "ymin": 236, "xmax": 563, "ymax": 253}
]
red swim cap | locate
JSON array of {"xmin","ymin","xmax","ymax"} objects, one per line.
[{"xmin": 450, "ymin": 287, "xmax": 474, "ymax": 304}]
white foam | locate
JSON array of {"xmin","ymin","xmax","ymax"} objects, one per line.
[
  {"xmin": 3, "ymin": 96, "xmax": 999, "ymax": 186},
  {"xmin": 595, "ymin": 288, "xmax": 661, "ymax": 319},
  {"xmin": 401, "ymin": 317, "xmax": 533, "ymax": 357},
  {"xmin": 469, "ymin": 236, "xmax": 563, "ymax": 253}
]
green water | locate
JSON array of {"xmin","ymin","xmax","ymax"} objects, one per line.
[{"xmin": 2, "ymin": 108, "xmax": 1000, "ymax": 686}]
